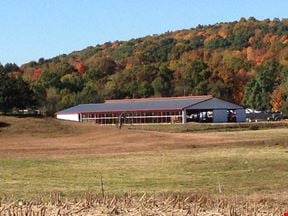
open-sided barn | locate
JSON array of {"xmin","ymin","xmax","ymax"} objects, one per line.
[{"xmin": 56, "ymin": 96, "xmax": 246, "ymax": 124}]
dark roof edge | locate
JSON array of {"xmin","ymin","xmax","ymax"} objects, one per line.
[
  {"xmin": 182, "ymin": 97, "xmax": 244, "ymax": 110},
  {"xmin": 55, "ymin": 104, "xmax": 81, "ymax": 115},
  {"xmin": 105, "ymin": 95, "xmax": 213, "ymax": 103},
  {"xmin": 212, "ymin": 97, "xmax": 245, "ymax": 108},
  {"xmin": 56, "ymin": 107, "xmax": 183, "ymax": 115},
  {"xmin": 182, "ymin": 97, "xmax": 214, "ymax": 110}
]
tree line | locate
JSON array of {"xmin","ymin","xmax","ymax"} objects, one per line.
[{"xmin": 1, "ymin": 18, "xmax": 288, "ymax": 116}]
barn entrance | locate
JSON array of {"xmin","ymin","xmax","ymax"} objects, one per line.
[
  {"xmin": 227, "ymin": 109, "xmax": 237, "ymax": 122},
  {"xmin": 186, "ymin": 109, "xmax": 213, "ymax": 123}
]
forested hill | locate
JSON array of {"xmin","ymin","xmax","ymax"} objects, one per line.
[{"xmin": 1, "ymin": 17, "xmax": 288, "ymax": 115}]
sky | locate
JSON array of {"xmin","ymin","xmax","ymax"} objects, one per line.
[{"xmin": 0, "ymin": 0, "xmax": 287, "ymax": 66}]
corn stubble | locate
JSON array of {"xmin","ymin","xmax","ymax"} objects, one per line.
[{"xmin": 0, "ymin": 192, "xmax": 286, "ymax": 216}]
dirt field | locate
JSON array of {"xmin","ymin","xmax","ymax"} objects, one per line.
[{"xmin": 0, "ymin": 116, "xmax": 287, "ymax": 159}]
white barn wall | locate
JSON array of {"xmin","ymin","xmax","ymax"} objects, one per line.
[{"xmin": 56, "ymin": 114, "xmax": 79, "ymax": 122}]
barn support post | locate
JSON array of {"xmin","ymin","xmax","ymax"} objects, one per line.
[{"xmin": 182, "ymin": 109, "xmax": 187, "ymax": 124}]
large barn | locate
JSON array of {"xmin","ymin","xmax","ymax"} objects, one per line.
[
  {"xmin": 56, "ymin": 96, "xmax": 246, "ymax": 124},
  {"xmin": 56, "ymin": 96, "xmax": 246, "ymax": 125}
]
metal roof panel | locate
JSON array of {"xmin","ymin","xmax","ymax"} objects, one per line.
[
  {"xmin": 185, "ymin": 98, "xmax": 244, "ymax": 110},
  {"xmin": 57, "ymin": 96, "xmax": 212, "ymax": 114}
]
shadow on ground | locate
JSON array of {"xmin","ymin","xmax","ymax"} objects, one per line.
[
  {"xmin": 0, "ymin": 122, "xmax": 11, "ymax": 128},
  {"xmin": 2, "ymin": 114, "xmax": 43, "ymax": 119}
]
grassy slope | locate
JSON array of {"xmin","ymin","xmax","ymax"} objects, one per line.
[{"xmin": 0, "ymin": 116, "xmax": 288, "ymax": 199}]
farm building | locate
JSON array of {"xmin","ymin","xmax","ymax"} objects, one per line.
[{"xmin": 56, "ymin": 96, "xmax": 246, "ymax": 124}]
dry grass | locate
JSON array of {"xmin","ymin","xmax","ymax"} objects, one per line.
[
  {"xmin": 1, "ymin": 146, "xmax": 288, "ymax": 199},
  {"xmin": 128, "ymin": 120, "xmax": 288, "ymax": 133},
  {"xmin": 1, "ymin": 115, "xmax": 288, "ymax": 212},
  {"xmin": 0, "ymin": 116, "xmax": 288, "ymax": 159},
  {"xmin": 1, "ymin": 193, "xmax": 288, "ymax": 215},
  {"xmin": 0, "ymin": 116, "xmax": 90, "ymax": 138}
]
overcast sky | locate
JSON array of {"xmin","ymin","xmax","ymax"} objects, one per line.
[{"xmin": 0, "ymin": 0, "xmax": 287, "ymax": 65}]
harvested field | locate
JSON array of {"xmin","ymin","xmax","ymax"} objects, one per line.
[{"xmin": 1, "ymin": 193, "xmax": 288, "ymax": 215}]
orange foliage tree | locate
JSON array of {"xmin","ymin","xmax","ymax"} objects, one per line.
[{"xmin": 271, "ymin": 86, "xmax": 285, "ymax": 112}]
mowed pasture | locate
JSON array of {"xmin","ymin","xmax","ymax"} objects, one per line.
[{"xmin": 0, "ymin": 115, "xmax": 288, "ymax": 200}]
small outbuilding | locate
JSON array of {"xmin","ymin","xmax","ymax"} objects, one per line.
[{"xmin": 56, "ymin": 96, "xmax": 246, "ymax": 124}]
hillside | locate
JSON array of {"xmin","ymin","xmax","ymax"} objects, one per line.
[{"xmin": 1, "ymin": 17, "xmax": 288, "ymax": 115}]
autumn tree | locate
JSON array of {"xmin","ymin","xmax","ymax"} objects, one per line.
[
  {"xmin": 10, "ymin": 18, "xmax": 288, "ymax": 113},
  {"xmin": 271, "ymin": 86, "xmax": 285, "ymax": 111}
]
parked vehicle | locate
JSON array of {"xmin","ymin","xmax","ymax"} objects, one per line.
[{"xmin": 246, "ymin": 109, "xmax": 282, "ymax": 122}]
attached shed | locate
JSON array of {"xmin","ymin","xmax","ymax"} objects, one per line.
[
  {"xmin": 56, "ymin": 96, "xmax": 246, "ymax": 124},
  {"xmin": 184, "ymin": 97, "xmax": 246, "ymax": 123}
]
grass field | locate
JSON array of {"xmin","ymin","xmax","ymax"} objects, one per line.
[{"xmin": 0, "ymin": 115, "xmax": 288, "ymax": 201}]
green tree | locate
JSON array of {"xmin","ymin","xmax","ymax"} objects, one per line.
[
  {"xmin": 97, "ymin": 57, "xmax": 117, "ymax": 76},
  {"xmin": 205, "ymin": 36, "xmax": 230, "ymax": 49},
  {"xmin": 40, "ymin": 70, "xmax": 61, "ymax": 89},
  {"xmin": 244, "ymin": 60, "xmax": 280, "ymax": 110},
  {"xmin": 154, "ymin": 38, "xmax": 176, "ymax": 62},
  {"xmin": 232, "ymin": 29, "xmax": 252, "ymax": 49},
  {"xmin": 244, "ymin": 79, "xmax": 269, "ymax": 110},
  {"xmin": 60, "ymin": 73, "xmax": 84, "ymax": 92},
  {"xmin": 182, "ymin": 60, "xmax": 212, "ymax": 95},
  {"xmin": 186, "ymin": 36, "xmax": 204, "ymax": 49},
  {"xmin": 78, "ymin": 81, "xmax": 103, "ymax": 104},
  {"xmin": 13, "ymin": 77, "xmax": 36, "ymax": 109},
  {"xmin": 0, "ymin": 63, "xmax": 4, "ymax": 73},
  {"xmin": 0, "ymin": 72, "xmax": 15, "ymax": 112},
  {"xmin": 137, "ymin": 81, "xmax": 154, "ymax": 98},
  {"xmin": 44, "ymin": 87, "xmax": 61, "ymax": 116},
  {"xmin": 59, "ymin": 89, "xmax": 77, "ymax": 110},
  {"xmin": 4, "ymin": 63, "xmax": 19, "ymax": 73},
  {"xmin": 83, "ymin": 68, "xmax": 104, "ymax": 81},
  {"xmin": 103, "ymin": 74, "xmax": 124, "ymax": 99},
  {"xmin": 152, "ymin": 66, "xmax": 174, "ymax": 96},
  {"xmin": 208, "ymin": 77, "xmax": 233, "ymax": 100},
  {"xmin": 30, "ymin": 81, "xmax": 46, "ymax": 109},
  {"xmin": 0, "ymin": 73, "xmax": 35, "ymax": 112}
]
